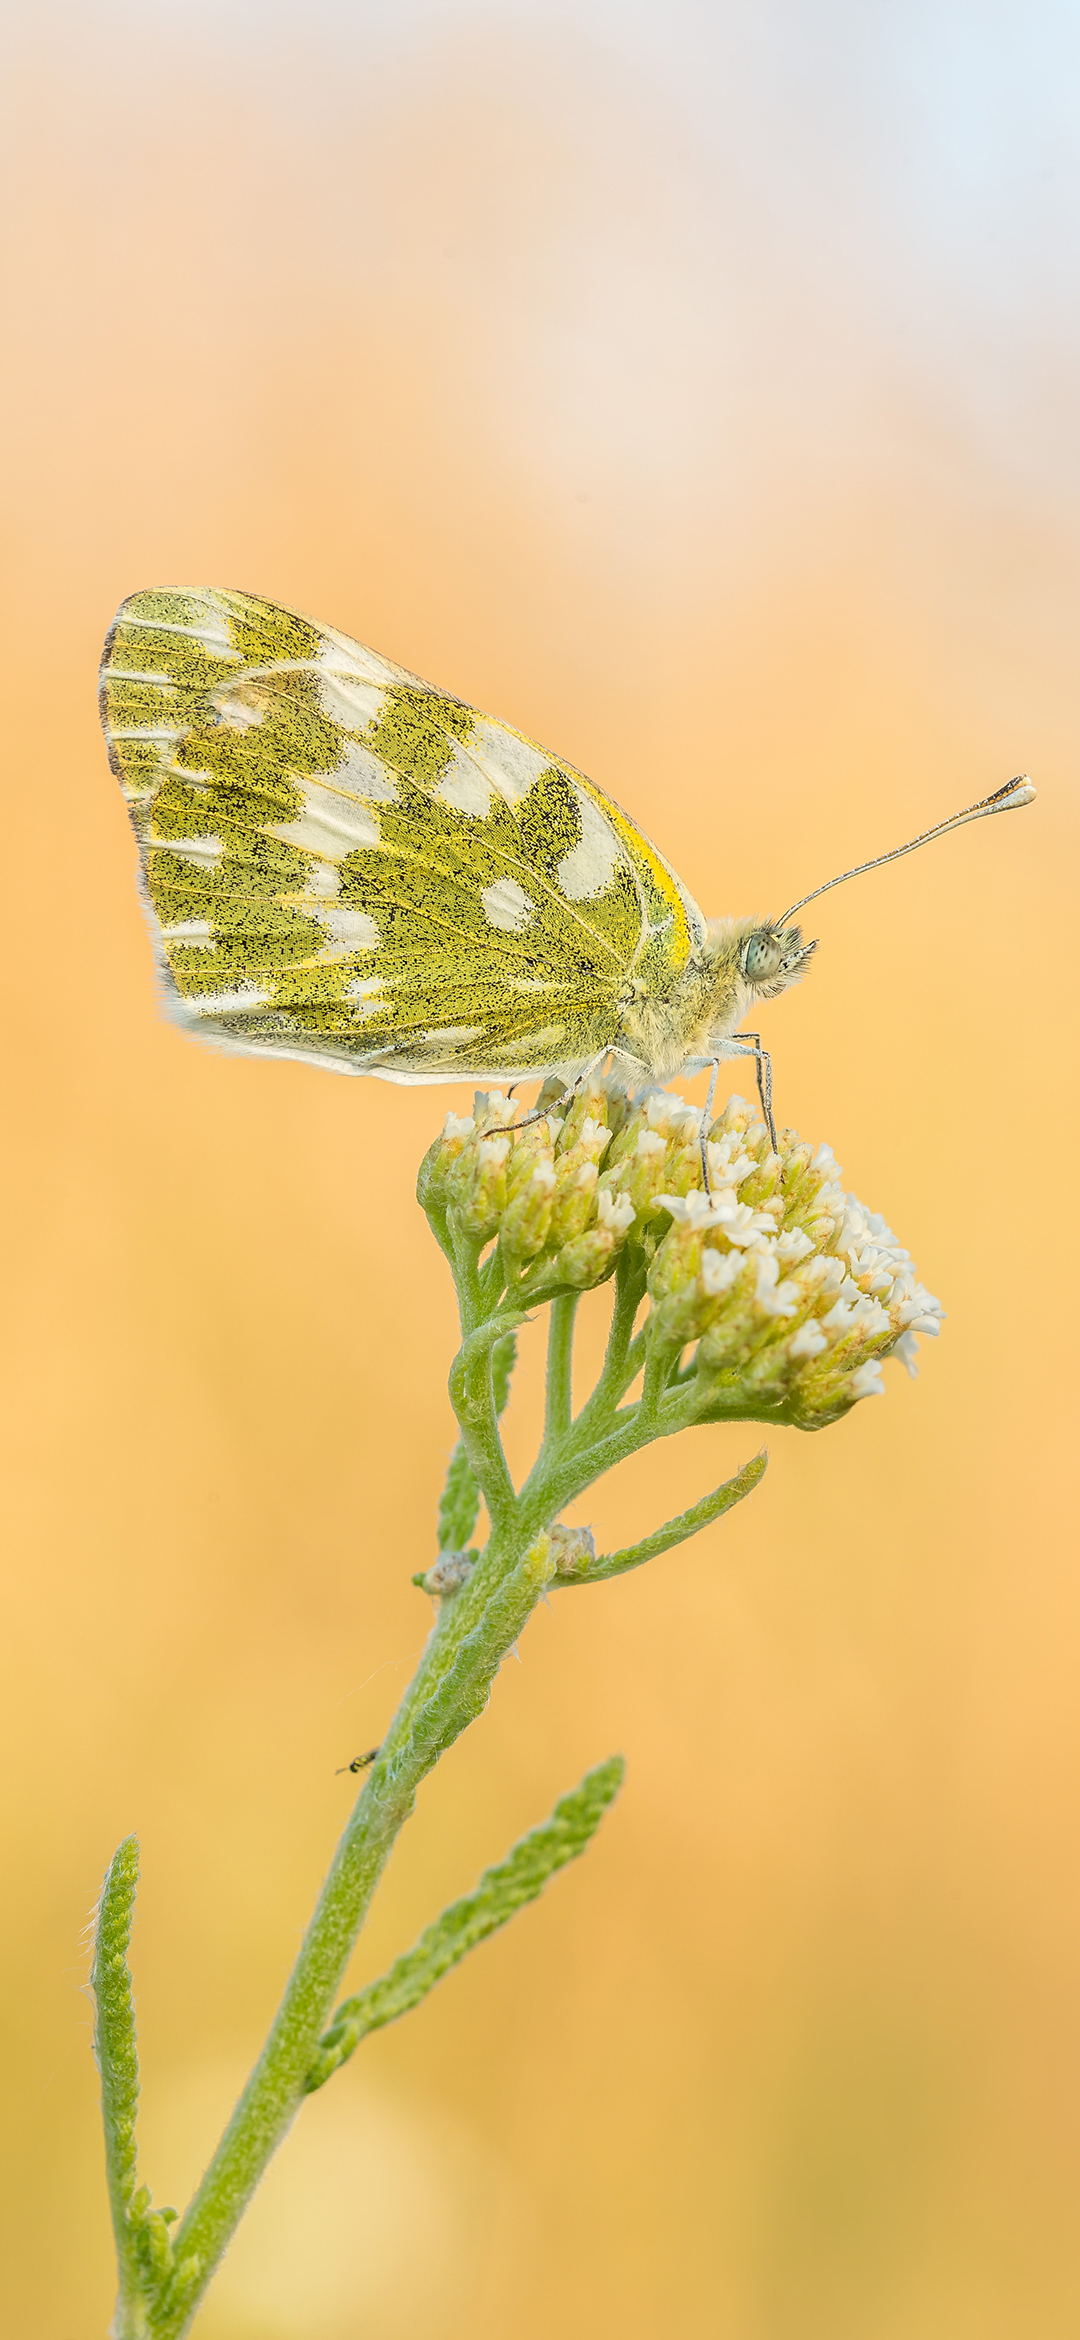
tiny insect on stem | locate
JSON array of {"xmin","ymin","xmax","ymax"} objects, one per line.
[{"xmin": 335, "ymin": 1747, "xmax": 381, "ymax": 1776}]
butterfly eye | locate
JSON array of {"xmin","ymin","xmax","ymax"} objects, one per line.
[{"xmin": 742, "ymin": 929, "xmax": 783, "ymax": 982}]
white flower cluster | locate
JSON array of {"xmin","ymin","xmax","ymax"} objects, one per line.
[
  {"xmin": 417, "ymin": 1084, "xmax": 942, "ymax": 1429},
  {"xmin": 645, "ymin": 1107, "xmax": 942, "ymax": 1424}
]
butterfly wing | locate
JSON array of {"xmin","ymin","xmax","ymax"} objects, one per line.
[{"xmin": 101, "ymin": 587, "xmax": 706, "ymax": 1084}]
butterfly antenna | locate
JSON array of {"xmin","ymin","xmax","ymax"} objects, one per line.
[{"xmin": 778, "ymin": 774, "xmax": 1035, "ymax": 925}]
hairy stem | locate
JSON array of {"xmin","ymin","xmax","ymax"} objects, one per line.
[
  {"xmin": 447, "ymin": 1315, "xmax": 523, "ymax": 1535},
  {"xmin": 155, "ymin": 1531, "xmax": 554, "ymax": 2338},
  {"xmin": 544, "ymin": 1295, "xmax": 578, "ymax": 1448},
  {"xmin": 570, "ymin": 1255, "xmax": 648, "ymax": 1441}
]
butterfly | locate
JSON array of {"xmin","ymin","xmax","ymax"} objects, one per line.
[{"xmin": 100, "ymin": 586, "xmax": 1034, "ymax": 1138}]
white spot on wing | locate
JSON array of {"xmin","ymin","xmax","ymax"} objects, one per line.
[
  {"xmin": 422, "ymin": 1025, "xmax": 485, "ymax": 1044},
  {"xmin": 269, "ymin": 783, "xmax": 380, "ymax": 859},
  {"xmin": 347, "ymin": 973, "xmax": 385, "ymax": 1022},
  {"xmin": 314, "ymin": 906, "xmax": 380, "ymax": 958},
  {"xmin": 304, "ymin": 862, "xmax": 341, "ymax": 901},
  {"xmin": 162, "ymin": 920, "xmax": 214, "ymax": 947},
  {"xmin": 108, "ymin": 726, "xmax": 184, "ymax": 743},
  {"xmin": 555, "ymin": 785, "xmax": 624, "ymax": 901},
  {"xmin": 469, "ymin": 722, "xmax": 551, "ymax": 805},
  {"xmin": 318, "ymin": 674, "xmax": 389, "ymax": 730},
  {"xmin": 334, "ymin": 740, "xmax": 398, "ymax": 800},
  {"xmin": 434, "ymin": 747, "xmax": 492, "ymax": 818},
  {"xmin": 210, "ymin": 689, "xmax": 265, "ymax": 732},
  {"xmin": 319, "ymin": 639, "xmax": 403, "ymax": 691},
  {"xmin": 481, "ymin": 877, "xmax": 535, "ymax": 933},
  {"xmin": 119, "ymin": 613, "xmax": 238, "ymax": 656},
  {"xmin": 190, "ymin": 987, "xmax": 273, "ymax": 1014}
]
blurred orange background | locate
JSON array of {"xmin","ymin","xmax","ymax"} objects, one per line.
[{"xmin": 2, "ymin": 6, "xmax": 1078, "ymax": 2335}]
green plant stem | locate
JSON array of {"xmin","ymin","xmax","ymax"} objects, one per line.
[
  {"xmin": 544, "ymin": 1295, "xmax": 578, "ymax": 1446},
  {"xmin": 564, "ymin": 1261, "xmax": 648, "ymax": 1456},
  {"xmin": 151, "ymin": 1252, "xmax": 707, "ymax": 2335},
  {"xmin": 517, "ymin": 1358, "xmax": 712, "ymax": 1536},
  {"xmin": 156, "ymin": 1526, "xmax": 555, "ymax": 2339},
  {"xmin": 447, "ymin": 1311, "xmax": 523, "ymax": 1534},
  {"xmin": 99, "ymin": 1157, "xmax": 773, "ymax": 2340}
]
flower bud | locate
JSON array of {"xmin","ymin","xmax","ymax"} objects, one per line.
[
  {"xmin": 505, "ymin": 1115, "xmax": 559, "ymax": 1203},
  {"xmin": 416, "ymin": 1110, "xmax": 476, "ymax": 1211},
  {"xmin": 555, "ymin": 1224, "xmax": 619, "ymax": 1289},
  {"xmin": 500, "ymin": 1160, "xmax": 557, "ymax": 1268},
  {"xmin": 550, "ymin": 1524, "xmax": 597, "ymax": 1580},
  {"xmin": 451, "ymin": 1132, "xmax": 510, "ymax": 1238},
  {"xmin": 549, "ymin": 1155, "xmax": 599, "ymax": 1247},
  {"xmin": 597, "ymin": 1126, "xmax": 669, "ymax": 1222},
  {"xmin": 419, "ymin": 1549, "xmax": 476, "ymax": 1596},
  {"xmin": 557, "ymin": 1083, "xmax": 610, "ymax": 1152}
]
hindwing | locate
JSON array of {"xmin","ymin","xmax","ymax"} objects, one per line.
[{"xmin": 100, "ymin": 587, "xmax": 706, "ymax": 1083}]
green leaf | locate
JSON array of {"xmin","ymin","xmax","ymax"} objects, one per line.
[
  {"xmin": 490, "ymin": 1328, "xmax": 518, "ymax": 1415},
  {"xmin": 437, "ymin": 1440, "xmax": 482, "ymax": 1553},
  {"xmin": 91, "ymin": 1836, "xmax": 145, "ymax": 2301},
  {"xmin": 556, "ymin": 1450, "xmax": 766, "ymax": 1584},
  {"xmin": 304, "ymin": 1754, "xmax": 624, "ymax": 2092}
]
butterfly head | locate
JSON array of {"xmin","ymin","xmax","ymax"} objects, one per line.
[{"xmin": 739, "ymin": 922, "xmax": 817, "ymax": 1000}]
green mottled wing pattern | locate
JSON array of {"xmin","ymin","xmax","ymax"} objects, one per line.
[{"xmin": 100, "ymin": 588, "xmax": 706, "ymax": 1083}]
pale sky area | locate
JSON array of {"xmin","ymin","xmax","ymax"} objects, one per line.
[
  {"xmin": 14, "ymin": 0, "xmax": 1077, "ymax": 503},
  {"xmin": 51, "ymin": 0, "xmax": 1076, "ymax": 501}
]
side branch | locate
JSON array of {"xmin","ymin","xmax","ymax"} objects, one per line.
[
  {"xmin": 304, "ymin": 1755, "xmax": 624, "ymax": 2091},
  {"xmin": 91, "ymin": 1837, "xmax": 147, "ymax": 2334},
  {"xmin": 554, "ymin": 1453, "xmax": 767, "ymax": 1585},
  {"xmin": 447, "ymin": 1312, "xmax": 526, "ymax": 1531}
]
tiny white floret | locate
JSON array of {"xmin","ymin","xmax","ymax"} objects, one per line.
[
  {"xmin": 699, "ymin": 1248, "xmax": 742, "ymax": 1298},
  {"xmin": 788, "ymin": 1322, "xmax": 828, "ymax": 1361},
  {"xmin": 597, "ymin": 1189, "xmax": 636, "ymax": 1235},
  {"xmin": 890, "ymin": 1331, "xmax": 921, "ymax": 1377}
]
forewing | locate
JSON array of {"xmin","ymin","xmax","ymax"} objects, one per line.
[{"xmin": 101, "ymin": 587, "xmax": 705, "ymax": 1083}]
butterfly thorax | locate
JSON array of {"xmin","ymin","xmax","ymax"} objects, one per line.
[{"xmin": 615, "ymin": 916, "xmax": 814, "ymax": 1081}]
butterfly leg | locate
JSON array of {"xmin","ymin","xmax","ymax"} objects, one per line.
[
  {"xmin": 699, "ymin": 1059, "xmax": 722, "ymax": 1193},
  {"xmin": 509, "ymin": 1049, "xmax": 612, "ymax": 1134},
  {"xmin": 729, "ymin": 1032, "xmax": 778, "ymax": 1154}
]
